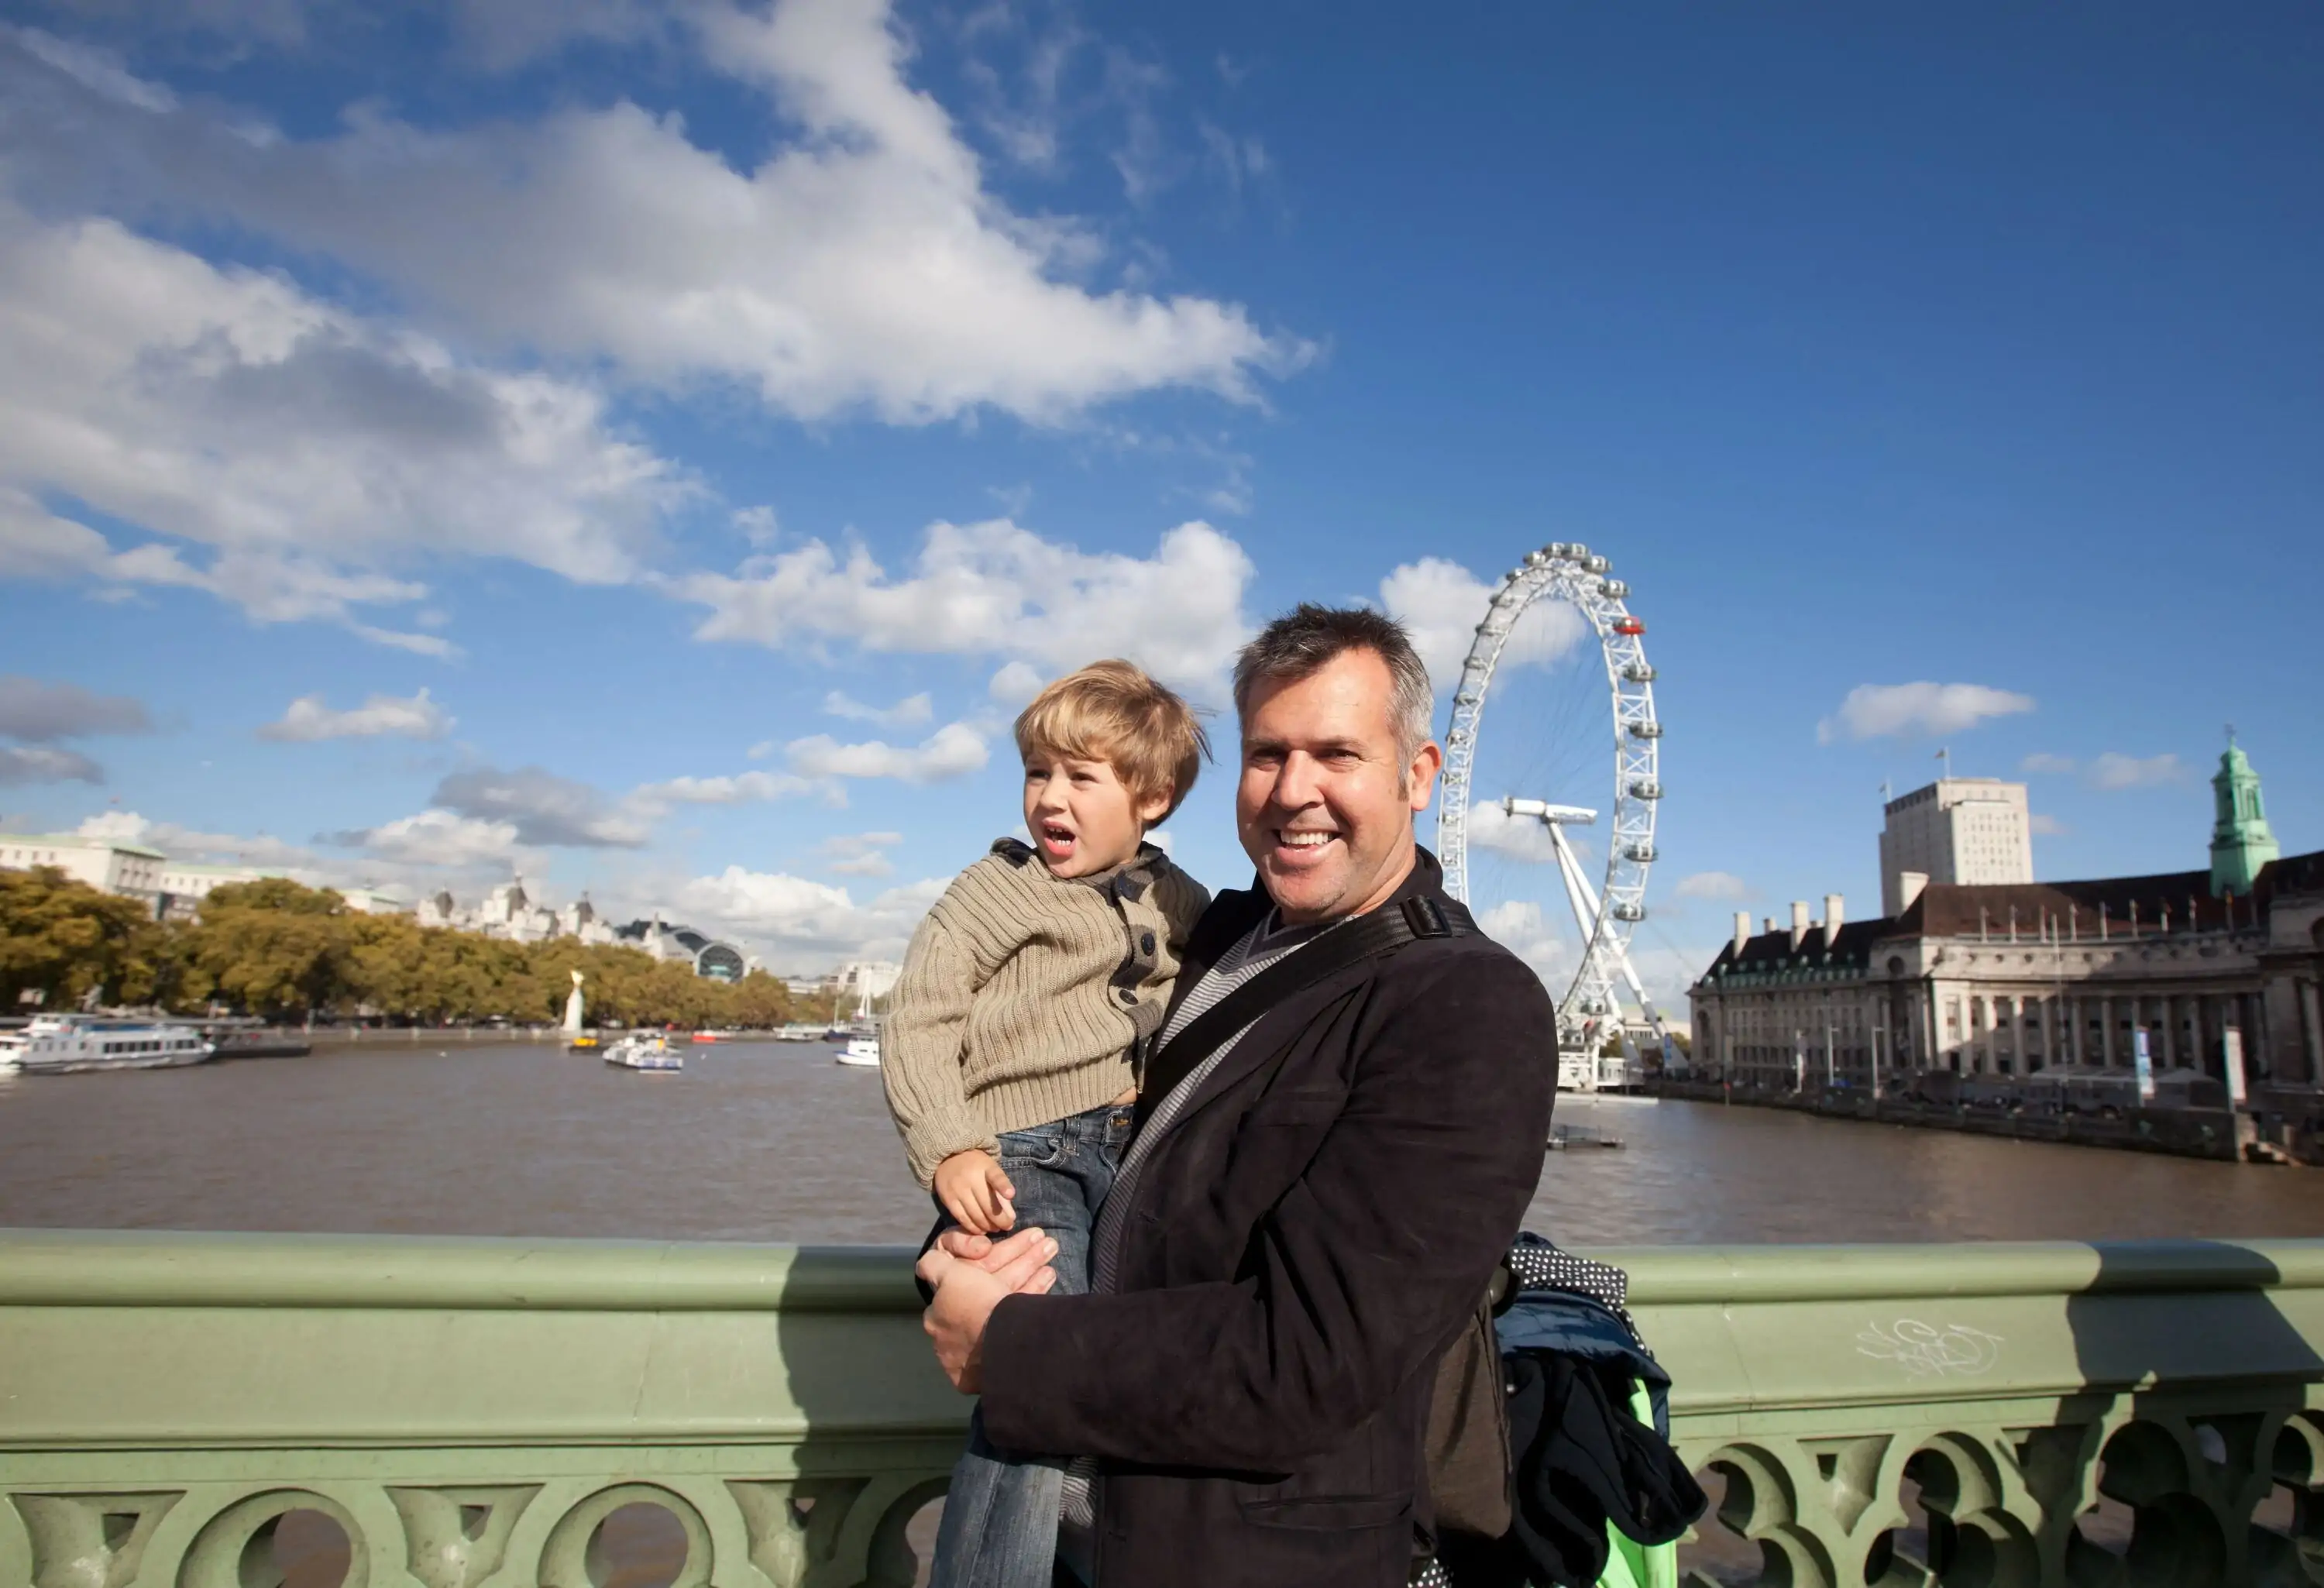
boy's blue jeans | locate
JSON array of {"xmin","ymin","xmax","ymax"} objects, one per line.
[{"xmin": 930, "ymin": 1100, "xmax": 1133, "ymax": 1588}]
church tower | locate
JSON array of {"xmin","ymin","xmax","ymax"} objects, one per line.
[{"xmin": 2209, "ymin": 730, "xmax": 2279, "ymax": 897}]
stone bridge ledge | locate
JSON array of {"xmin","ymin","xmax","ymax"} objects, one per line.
[{"xmin": 2, "ymin": 1230, "xmax": 2319, "ymax": 1586}]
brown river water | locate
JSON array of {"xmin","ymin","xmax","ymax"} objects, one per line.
[
  {"xmin": 3, "ymin": 1036, "xmax": 2316, "ymax": 1587},
  {"xmin": 2, "ymin": 1036, "xmax": 2316, "ymax": 1243}
]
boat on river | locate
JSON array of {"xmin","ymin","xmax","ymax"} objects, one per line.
[
  {"xmin": 833, "ymin": 980, "xmax": 880, "ymax": 1067},
  {"xmin": 2, "ymin": 1015, "xmax": 215, "ymax": 1074},
  {"xmin": 603, "ymin": 1033, "xmax": 682, "ymax": 1071},
  {"xmin": 206, "ymin": 1028, "xmax": 313, "ymax": 1060}
]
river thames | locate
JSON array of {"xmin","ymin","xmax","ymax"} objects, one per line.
[
  {"xmin": 5, "ymin": 1036, "xmax": 2317, "ymax": 1587},
  {"xmin": 2, "ymin": 1035, "xmax": 2317, "ymax": 1242}
]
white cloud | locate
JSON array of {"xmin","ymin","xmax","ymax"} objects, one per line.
[
  {"xmin": 732, "ymin": 505, "xmax": 781, "ymax": 546},
  {"xmin": 819, "ymin": 830, "xmax": 904, "ymax": 877},
  {"xmin": 1816, "ymin": 682, "xmax": 2035, "ymax": 744},
  {"xmin": 2028, "ymin": 813, "xmax": 2068, "ymax": 836},
  {"xmin": 988, "ymin": 660, "xmax": 1045, "ymax": 705},
  {"xmin": 447, "ymin": 0, "xmax": 677, "ymax": 69},
  {"xmin": 11, "ymin": 27, "xmax": 177, "ymax": 112},
  {"xmin": 673, "ymin": 864, "xmax": 949, "ymax": 969},
  {"xmin": 1474, "ymin": 899, "xmax": 1567, "ymax": 995},
  {"xmin": 1626, "ymin": 941, "xmax": 1723, "ymax": 1012},
  {"xmin": 1379, "ymin": 557, "xmax": 1589, "ymax": 693},
  {"xmin": 77, "ymin": 809, "xmax": 321, "ymax": 872},
  {"xmin": 785, "ymin": 721, "xmax": 990, "ymax": 783},
  {"xmin": 628, "ymin": 769, "xmax": 826, "ymax": 809},
  {"xmin": 1464, "ymin": 799, "xmax": 1566, "ymax": 864},
  {"xmin": 679, "ymin": 519, "xmax": 1253, "ymax": 693},
  {"xmin": 334, "ymin": 809, "xmax": 524, "ymax": 869},
  {"xmin": 823, "ymin": 689, "xmax": 934, "ymax": 728},
  {"xmin": 1672, "ymin": 871, "xmax": 1751, "ymax": 902},
  {"xmin": 0, "ymin": 676, "xmax": 151, "ymax": 741},
  {"xmin": 2089, "ymin": 752, "xmax": 2187, "ymax": 791},
  {"xmin": 259, "ymin": 688, "xmax": 451, "ymax": 742},
  {"xmin": 0, "ymin": 194, "xmax": 686, "ymax": 638},
  {"xmin": 429, "ymin": 765, "xmax": 650, "ymax": 847},
  {"xmin": 2016, "ymin": 750, "xmax": 2187, "ymax": 792},
  {"xmin": 6, "ymin": 0, "xmax": 1305, "ymax": 428},
  {"xmin": 84, "ymin": 805, "xmax": 561, "ymax": 897},
  {"xmin": 0, "ymin": 745, "xmax": 103, "ymax": 785}
]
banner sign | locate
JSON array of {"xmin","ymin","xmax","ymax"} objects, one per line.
[{"xmin": 2133, "ymin": 1028, "xmax": 2155, "ymax": 1102}]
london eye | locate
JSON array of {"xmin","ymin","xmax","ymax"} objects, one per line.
[{"xmin": 1434, "ymin": 541, "xmax": 1670, "ymax": 1090}]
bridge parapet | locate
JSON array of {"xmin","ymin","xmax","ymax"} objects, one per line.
[{"xmin": 1, "ymin": 1231, "xmax": 2318, "ymax": 1586}]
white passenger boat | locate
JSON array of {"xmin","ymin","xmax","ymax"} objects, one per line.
[
  {"xmin": 834, "ymin": 981, "xmax": 880, "ymax": 1066},
  {"xmin": 5, "ymin": 1015, "xmax": 215, "ymax": 1074},
  {"xmin": 603, "ymin": 1033, "xmax": 682, "ymax": 1071}
]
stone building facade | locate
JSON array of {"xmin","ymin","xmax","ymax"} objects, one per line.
[
  {"xmin": 1692, "ymin": 745, "xmax": 2322, "ymax": 1104},
  {"xmin": 0, "ymin": 831, "xmax": 166, "ymax": 914}
]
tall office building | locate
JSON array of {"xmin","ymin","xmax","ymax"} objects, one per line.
[{"xmin": 1879, "ymin": 778, "xmax": 2033, "ymax": 916}]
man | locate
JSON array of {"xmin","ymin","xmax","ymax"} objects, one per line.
[{"xmin": 918, "ymin": 605, "xmax": 1558, "ymax": 1588}]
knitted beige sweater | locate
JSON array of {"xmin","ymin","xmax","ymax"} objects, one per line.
[{"xmin": 882, "ymin": 840, "xmax": 1211, "ymax": 1188}]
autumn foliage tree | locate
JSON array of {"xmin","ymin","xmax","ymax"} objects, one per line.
[
  {"xmin": 2, "ymin": 870, "xmax": 797, "ymax": 1029},
  {"xmin": 0, "ymin": 866, "xmax": 167, "ymax": 1010}
]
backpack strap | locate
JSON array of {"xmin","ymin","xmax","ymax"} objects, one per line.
[{"xmin": 1137, "ymin": 893, "xmax": 1475, "ymax": 1125}]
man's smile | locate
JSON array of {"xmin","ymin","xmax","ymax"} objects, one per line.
[{"xmin": 1267, "ymin": 827, "xmax": 1340, "ymax": 861}]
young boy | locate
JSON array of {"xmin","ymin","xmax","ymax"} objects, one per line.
[{"xmin": 883, "ymin": 658, "xmax": 1210, "ymax": 1588}]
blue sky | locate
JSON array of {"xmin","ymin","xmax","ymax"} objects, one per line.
[{"xmin": 0, "ymin": 0, "xmax": 2316, "ymax": 992}]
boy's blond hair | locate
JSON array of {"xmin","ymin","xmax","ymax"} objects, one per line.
[{"xmin": 1014, "ymin": 659, "xmax": 1208, "ymax": 820}]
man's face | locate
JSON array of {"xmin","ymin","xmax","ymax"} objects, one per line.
[{"xmin": 1236, "ymin": 648, "xmax": 1443, "ymax": 925}]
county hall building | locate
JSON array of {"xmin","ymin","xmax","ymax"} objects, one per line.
[{"xmin": 1689, "ymin": 741, "xmax": 2322, "ymax": 1112}]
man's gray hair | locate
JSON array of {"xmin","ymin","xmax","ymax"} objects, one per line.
[{"xmin": 1232, "ymin": 604, "xmax": 1436, "ymax": 759}]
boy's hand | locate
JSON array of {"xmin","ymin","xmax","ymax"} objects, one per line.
[{"xmin": 933, "ymin": 1148, "xmax": 1016, "ymax": 1234}]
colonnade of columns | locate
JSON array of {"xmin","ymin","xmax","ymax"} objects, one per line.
[
  {"xmin": 1705, "ymin": 961, "xmax": 2322, "ymax": 1092},
  {"xmin": 1944, "ymin": 987, "xmax": 2270, "ymax": 1081}
]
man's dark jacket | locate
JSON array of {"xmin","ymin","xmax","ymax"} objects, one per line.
[{"xmin": 978, "ymin": 847, "xmax": 1559, "ymax": 1588}]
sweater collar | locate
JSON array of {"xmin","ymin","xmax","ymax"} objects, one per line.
[{"xmin": 990, "ymin": 837, "xmax": 1172, "ymax": 902}]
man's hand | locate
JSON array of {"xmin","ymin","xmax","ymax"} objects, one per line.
[
  {"xmin": 917, "ymin": 1225, "xmax": 1058, "ymax": 1392},
  {"xmin": 933, "ymin": 1148, "xmax": 1017, "ymax": 1234}
]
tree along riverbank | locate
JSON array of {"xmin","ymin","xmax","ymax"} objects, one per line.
[{"xmin": 0, "ymin": 867, "xmax": 798, "ymax": 1029}]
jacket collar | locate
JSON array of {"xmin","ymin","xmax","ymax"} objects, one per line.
[
  {"xmin": 1246, "ymin": 842, "xmax": 1449, "ymax": 916},
  {"xmin": 1143, "ymin": 842, "xmax": 1457, "ymax": 1153},
  {"xmin": 1165, "ymin": 844, "xmax": 1449, "ymax": 1026}
]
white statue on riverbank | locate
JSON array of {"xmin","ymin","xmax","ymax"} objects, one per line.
[{"xmin": 563, "ymin": 970, "xmax": 585, "ymax": 1035}]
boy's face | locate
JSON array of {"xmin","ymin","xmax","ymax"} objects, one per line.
[{"xmin": 1023, "ymin": 751, "xmax": 1171, "ymax": 878}]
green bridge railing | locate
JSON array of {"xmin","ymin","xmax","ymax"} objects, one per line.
[{"xmin": 0, "ymin": 1231, "xmax": 2318, "ymax": 1586}]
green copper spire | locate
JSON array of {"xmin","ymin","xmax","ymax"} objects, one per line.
[{"xmin": 2209, "ymin": 726, "xmax": 2279, "ymax": 897}]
